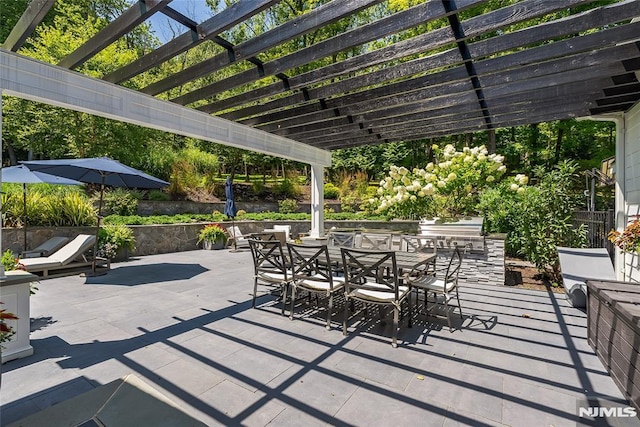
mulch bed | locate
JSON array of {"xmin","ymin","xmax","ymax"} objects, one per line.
[{"xmin": 505, "ymin": 257, "xmax": 565, "ymax": 293}]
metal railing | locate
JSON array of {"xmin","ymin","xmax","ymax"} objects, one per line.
[{"xmin": 574, "ymin": 210, "xmax": 614, "ymax": 259}]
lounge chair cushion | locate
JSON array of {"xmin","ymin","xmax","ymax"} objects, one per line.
[
  {"xmin": 557, "ymin": 247, "xmax": 615, "ymax": 308},
  {"xmin": 20, "ymin": 234, "xmax": 96, "ymax": 271},
  {"xmin": 21, "ymin": 236, "xmax": 70, "ymax": 258}
]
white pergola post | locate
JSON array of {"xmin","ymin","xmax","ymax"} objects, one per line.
[
  {"xmin": 588, "ymin": 113, "xmax": 626, "ymax": 280},
  {"xmin": 0, "ymin": 89, "xmax": 5, "ymax": 278},
  {"xmin": 613, "ymin": 115, "xmax": 626, "ymax": 281},
  {"xmin": 310, "ymin": 164, "xmax": 324, "ymax": 238}
]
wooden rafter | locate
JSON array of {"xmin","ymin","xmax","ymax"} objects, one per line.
[{"xmin": 4, "ymin": 0, "xmax": 640, "ymax": 152}]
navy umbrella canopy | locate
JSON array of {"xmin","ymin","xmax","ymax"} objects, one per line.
[
  {"xmin": 224, "ymin": 177, "xmax": 240, "ymax": 252},
  {"xmin": 21, "ymin": 157, "xmax": 168, "ymax": 189},
  {"xmin": 224, "ymin": 177, "xmax": 237, "ymax": 218},
  {"xmin": 21, "ymin": 157, "xmax": 169, "ymax": 274},
  {"xmin": 2, "ymin": 165, "xmax": 83, "ymax": 185},
  {"xmin": 2, "ymin": 165, "xmax": 82, "ymax": 252}
]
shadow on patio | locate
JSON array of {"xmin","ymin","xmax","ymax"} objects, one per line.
[{"xmin": 0, "ymin": 250, "xmax": 628, "ymax": 426}]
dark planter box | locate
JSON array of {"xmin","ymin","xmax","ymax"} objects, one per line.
[{"xmin": 587, "ymin": 279, "xmax": 640, "ymax": 413}]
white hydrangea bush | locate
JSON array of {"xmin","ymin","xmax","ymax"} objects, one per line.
[{"xmin": 370, "ymin": 144, "xmax": 520, "ymax": 219}]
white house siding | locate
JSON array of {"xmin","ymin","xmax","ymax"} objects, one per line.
[{"xmin": 623, "ymin": 102, "xmax": 640, "ymax": 282}]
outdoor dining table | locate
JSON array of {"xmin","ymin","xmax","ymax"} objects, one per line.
[{"xmin": 323, "ymin": 246, "xmax": 436, "ymax": 273}]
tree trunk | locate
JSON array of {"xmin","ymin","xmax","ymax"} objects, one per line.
[
  {"xmin": 554, "ymin": 125, "xmax": 564, "ymax": 165},
  {"xmin": 4, "ymin": 139, "xmax": 18, "ymax": 165},
  {"xmin": 487, "ymin": 129, "xmax": 496, "ymax": 154}
]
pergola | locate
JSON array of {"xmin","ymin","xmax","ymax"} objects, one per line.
[{"xmin": 1, "ymin": 0, "xmax": 640, "ymax": 240}]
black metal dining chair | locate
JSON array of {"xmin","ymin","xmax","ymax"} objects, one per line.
[
  {"xmin": 287, "ymin": 243, "xmax": 344, "ymax": 329},
  {"xmin": 248, "ymin": 238, "xmax": 291, "ymax": 315},
  {"xmin": 327, "ymin": 231, "xmax": 356, "ymax": 248},
  {"xmin": 407, "ymin": 246, "xmax": 463, "ymax": 331},
  {"xmin": 340, "ymin": 247, "xmax": 412, "ymax": 348}
]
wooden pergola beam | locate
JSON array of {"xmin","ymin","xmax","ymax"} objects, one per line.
[
  {"xmin": 58, "ymin": 0, "xmax": 173, "ymax": 69},
  {"xmin": 204, "ymin": 0, "xmax": 631, "ymax": 117},
  {"xmin": 247, "ymin": 44, "xmax": 634, "ymax": 138},
  {"xmin": 2, "ymin": 0, "xmax": 55, "ymax": 52},
  {"xmin": 170, "ymin": 0, "xmax": 485, "ymax": 106},
  {"xmin": 140, "ymin": 0, "xmax": 384, "ymax": 96},
  {"xmin": 102, "ymin": 0, "xmax": 279, "ymax": 84},
  {"xmin": 230, "ymin": 20, "xmax": 640, "ymax": 134}
]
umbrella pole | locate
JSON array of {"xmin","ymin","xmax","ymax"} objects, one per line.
[
  {"xmin": 232, "ymin": 216, "xmax": 237, "ymax": 251},
  {"xmin": 91, "ymin": 178, "xmax": 106, "ymax": 275},
  {"xmin": 23, "ymin": 183, "xmax": 27, "ymax": 253}
]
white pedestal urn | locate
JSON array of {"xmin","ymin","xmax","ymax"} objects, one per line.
[{"xmin": 1, "ymin": 270, "xmax": 37, "ymax": 364}]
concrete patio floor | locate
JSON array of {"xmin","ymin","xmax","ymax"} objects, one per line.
[{"xmin": 0, "ymin": 249, "xmax": 630, "ymax": 426}]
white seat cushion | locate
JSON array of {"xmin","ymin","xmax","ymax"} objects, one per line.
[
  {"xmin": 19, "ymin": 258, "xmax": 63, "ymax": 270},
  {"xmin": 418, "ymin": 278, "xmax": 456, "ymax": 293},
  {"xmin": 258, "ymin": 271, "xmax": 290, "ymax": 283},
  {"xmin": 350, "ymin": 282, "xmax": 410, "ymax": 303},
  {"xmin": 296, "ymin": 274, "xmax": 344, "ymax": 291}
]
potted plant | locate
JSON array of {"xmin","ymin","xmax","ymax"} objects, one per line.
[
  {"xmin": 98, "ymin": 224, "xmax": 136, "ymax": 261},
  {"xmin": 608, "ymin": 216, "xmax": 640, "ymax": 254},
  {"xmin": 197, "ymin": 224, "xmax": 227, "ymax": 250}
]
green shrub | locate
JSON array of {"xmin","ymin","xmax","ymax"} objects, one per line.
[
  {"xmin": 2, "ymin": 249, "xmax": 19, "ymax": 271},
  {"xmin": 98, "ymin": 224, "xmax": 136, "ymax": 259},
  {"xmin": 57, "ymin": 193, "xmax": 96, "ymax": 226},
  {"xmin": 168, "ymin": 160, "xmax": 199, "ymax": 199},
  {"xmin": 103, "ymin": 188, "xmax": 138, "ymax": 216},
  {"xmin": 324, "ymin": 183, "xmax": 340, "ymax": 199},
  {"xmin": 236, "ymin": 209, "xmax": 247, "ymax": 217},
  {"xmin": 273, "ymin": 179, "xmax": 301, "ymax": 199},
  {"xmin": 148, "ymin": 190, "xmax": 170, "ymax": 201},
  {"xmin": 278, "ymin": 198, "xmax": 298, "ymax": 214},
  {"xmin": 252, "ymin": 181, "xmax": 267, "ymax": 197},
  {"xmin": 1, "ymin": 190, "xmax": 24, "ymax": 227},
  {"xmin": 340, "ymin": 193, "xmax": 358, "ymax": 213},
  {"xmin": 136, "ymin": 145, "xmax": 177, "ymax": 181},
  {"xmin": 181, "ymin": 147, "xmax": 219, "ymax": 175},
  {"xmin": 510, "ymin": 161, "xmax": 587, "ymax": 278},
  {"xmin": 478, "ymin": 182, "xmax": 519, "ymax": 233}
]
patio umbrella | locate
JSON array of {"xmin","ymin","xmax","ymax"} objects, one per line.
[
  {"xmin": 21, "ymin": 157, "xmax": 168, "ymax": 274},
  {"xmin": 1, "ymin": 165, "xmax": 82, "ymax": 252},
  {"xmin": 224, "ymin": 176, "xmax": 240, "ymax": 252}
]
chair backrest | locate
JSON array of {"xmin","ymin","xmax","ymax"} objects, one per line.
[
  {"xmin": 226, "ymin": 226, "xmax": 245, "ymax": 240},
  {"xmin": 287, "ymin": 243, "xmax": 336, "ymax": 288},
  {"xmin": 250, "ymin": 231, "xmax": 278, "ymax": 241},
  {"xmin": 327, "ymin": 231, "xmax": 356, "ymax": 248},
  {"xmin": 273, "ymin": 224, "xmax": 292, "ymax": 241},
  {"xmin": 444, "ymin": 247, "xmax": 463, "ymax": 285},
  {"xmin": 357, "ymin": 233, "xmax": 393, "ymax": 250},
  {"xmin": 24, "ymin": 236, "xmax": 70, "ymax": 257},
  {"xmin": 341, "ymin": 248, "xmax": 400, "ymax": 298},
  {"xmin": 248, "ymin": 239, "xmax": 288, "ymax": 278},
  {"xmin": 399, "ymin": 235, "xmax": 437, "ymax": 255},
  {"xmin": 260, "ymin": 229, "xmax": 287, "ymax": 244},
  {"xmin": 50, "ymin": 234, "xmax": 96, "ymax": 265}
]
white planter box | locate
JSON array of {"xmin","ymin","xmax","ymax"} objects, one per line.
[{"xmin": 1, "ymin": 270, "xmax": 37, "ymax": 364}]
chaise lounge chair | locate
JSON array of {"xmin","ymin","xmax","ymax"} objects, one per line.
[
  {"xmin": 20, "ymin": 234, "xmax": 109, "ymax": 278},
  {"xmin": 226, "ymin": 226, "xmax": 250, "ymax": 249},
  {"xmin": 21, "ymin": 236, "xmax": 70, "ymax": 258},
  {"xmin": 557, "ymin": 246, "xmax": 615, "ymax": 308}
]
